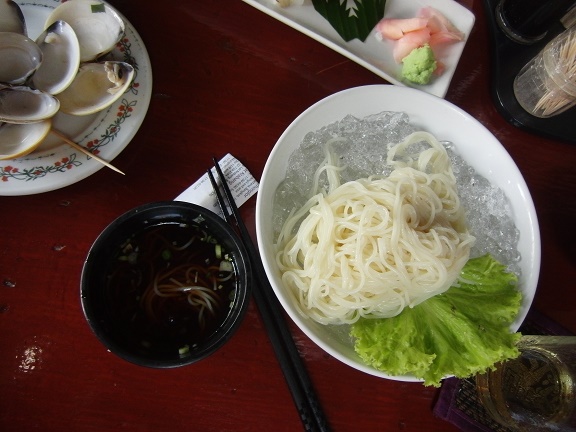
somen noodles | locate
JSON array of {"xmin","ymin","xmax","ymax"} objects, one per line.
[{"xmin": 275, "ymin": 131, "xmax": 475, "ymax": 325}]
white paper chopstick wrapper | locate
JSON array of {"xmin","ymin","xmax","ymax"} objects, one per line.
[{"xmin": 174, "ymin": 153, "xmax": 259, "ymax": 218}]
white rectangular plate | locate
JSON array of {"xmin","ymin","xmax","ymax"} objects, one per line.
[{"xmin": 243, "ymin": 0, "xmax": 475, "ymax": 98}]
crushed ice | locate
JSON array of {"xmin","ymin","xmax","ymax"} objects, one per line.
[{"xmin": 273, "ymin": 111, "xmax": 521, "ymax": 275}]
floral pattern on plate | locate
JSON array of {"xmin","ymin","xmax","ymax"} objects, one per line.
[{"xmin": 0, "ymin": 0, "xmax": 152, "ymax": 195}]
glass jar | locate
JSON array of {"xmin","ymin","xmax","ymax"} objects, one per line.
[
  {"xmin": 496, "ymin": 0, "xmax": 576, "ymax": 44},
  {"xmin": 513, "ymin": 26, "xmax": 576, "ymax": 118}
]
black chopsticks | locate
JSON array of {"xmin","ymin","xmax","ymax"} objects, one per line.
[{"xmin": 208, "ymin": 158, "xmax": 330, "ymax": 432}]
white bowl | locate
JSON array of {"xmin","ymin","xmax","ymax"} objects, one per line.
[{"xmin": 255, "ymin": 85, "xmax": 541, "ymax": 381}]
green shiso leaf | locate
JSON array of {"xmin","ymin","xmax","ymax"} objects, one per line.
[
  {"xmin": 312, "ymin": 0, "xmax": 387, "ymax": 42},
  {"xmin": 350, "ymin": 255, "xmax": 523, "ymax": 387}
]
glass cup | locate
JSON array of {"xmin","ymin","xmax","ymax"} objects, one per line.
[
  {"xmin": 476, "ymin": 335, "xmax": 576, "ymax": 431},
  {"xmin": 513, "ymin": 26, "xmax": 576, "ymax": 118},
  {"xmin": 562, "ymin": 4, "xmax": 576, "ymax": 28},
  {"xmin": 496, "ymin": 0, "xmax": 576, "ymax": 44}
]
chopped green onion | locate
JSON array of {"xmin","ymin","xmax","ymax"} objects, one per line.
[
  {"xmin": 91, "ymin": 3, "xmax": 106, "ymax": 13},
  {"xmin": 219, "ymin": 260, "xmax": 233, "ymax": 273},
  {"xmin": 193, "ymin": 215, "xmax": 205, "ymax": 224}
]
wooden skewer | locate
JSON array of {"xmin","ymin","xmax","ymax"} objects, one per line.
[{"xmin": 50, "ymin": 129, "xmax": 125, "ymax": 175}]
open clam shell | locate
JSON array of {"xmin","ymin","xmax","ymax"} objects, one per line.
[
  {"xmin": 32, "ymin": 21, "xmax": 81, "ymax": 95},
  {"xmin": 45, "ymin": 0, "xmax": 125, "ymax": 62},
  {"xmin": 0, "ymin": 119, "xmax": 51, "ymax": 160},
  {"xmin": 0, "ymin": 0, "xmax": 26, "ymax": 35},
  {"xmin": 57, "ymin": 61, "xmax": 134, "ymax": 116},
  {"xmin": 0, "ymin": 86, "xmax": 60, "ymax": 124},
  {"xmin": 0, "ymin": 32, "xmax": 42, "ymax": 85}
]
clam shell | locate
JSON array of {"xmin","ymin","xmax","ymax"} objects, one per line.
[
  {"xmin": 57, "ymin": 61, "xmax": 134, "ymax": 116},
  {"xmin": 45, "ymin": 0, "xmax": 125, "ymax": 62},
  {"xmin": 0, "ymin": 0, "xmax": 26, "ymax": 35},
  {"xmin": 0, "ymin": 86, "xmax": 60, "ymax": 123},
  {"xmin": 32, "ymin": 21, "xmax": 81, "ymax": 95},
  {"xmin": 0, "ymin": 32, "xmax": 42, "ymax": 85},
  {"xmin": 0, "ymin": 120, "xmax": 51, "ymax": 160}
]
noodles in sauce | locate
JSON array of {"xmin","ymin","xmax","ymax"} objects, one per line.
[{"xmin": 105, "ymin": 223, "xmax": 237, "ymax": 355}]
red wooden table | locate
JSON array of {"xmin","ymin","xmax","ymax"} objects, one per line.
[{"xmin": 1, "ymin": 1, "xmax": 575, "ymax": 431}]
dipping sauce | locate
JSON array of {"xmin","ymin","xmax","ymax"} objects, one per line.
[{"xmin": 104, "ymin": 223, "xmax": 238, "ymax": 357}]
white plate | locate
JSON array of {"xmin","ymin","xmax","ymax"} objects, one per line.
[
  {"xmin": 0, "ymin": 0, "xmax": 152, "ymax": 196},
  {"xmin": 256, "ymin": 85, "xmax": 541, "ymax": 381},
  {"xmin": 243, "ymin": 0, "xmax": 475, "ymax": 98}
]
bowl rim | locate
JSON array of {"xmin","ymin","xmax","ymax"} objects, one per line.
[{"xmin": 80, "ymin": 200, "xmax": 252, "ymax": 368}]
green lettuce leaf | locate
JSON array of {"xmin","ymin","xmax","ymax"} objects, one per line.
[
  {"xmin": 350, "ymin": 255, "xmax": 522, "ymax": 386},
  {"xmin": 312, "ymin": 0, "xmax": 387, "ymax": 42}
]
